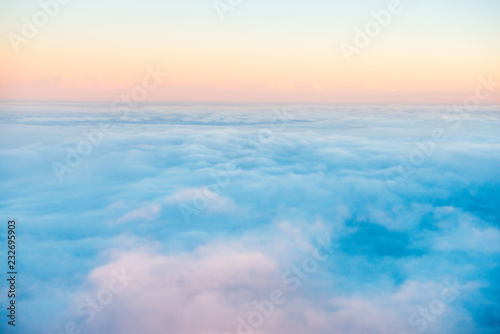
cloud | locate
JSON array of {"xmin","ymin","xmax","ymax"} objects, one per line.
[
  {"xmin": 433, "ymin": 218, "xmax": 500, "ymax": 253},
  {"xmin": 117, "ymin": 204, "xmax": 162, "ymax": 223},
  {"xmin": 1, "ymin": 103, "xmax": 499, "ymax": 333},
  {"xmin": 69, "ymin": 243, "xmax": 474, "ymax": 334},
  {"xmin": 165, "ymin": 187, "xmax": 239, "ymax": 214}
]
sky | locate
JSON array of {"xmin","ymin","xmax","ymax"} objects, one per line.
[
  {"xmin": 1, "ymin": 2, "xmax": 500, "ymax": 333},
  {"xmin": 1, "ymin": 0, "xmax": 500, "ymax": 103},
  {"xmin": 0, "ymin": 103, "xmax": 499, "ymax": 333}
]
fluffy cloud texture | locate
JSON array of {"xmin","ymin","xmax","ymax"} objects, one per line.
[{"xmin": 0, "ymin": 103, "xmax": 499, "ymax": 334}]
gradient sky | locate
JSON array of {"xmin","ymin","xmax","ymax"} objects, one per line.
[{"xmin": 1, "ymin": 0, "xmax": 500, "ymax": 103}]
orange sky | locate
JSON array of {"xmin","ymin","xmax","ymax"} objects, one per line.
[{"xmin": 1, "ymin": 0, "xmax": 499, "ymax": 104}]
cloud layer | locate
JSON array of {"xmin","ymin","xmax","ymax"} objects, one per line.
[{"xmin": 0, "ymin": 103, "xmax": 499, "ymax": 334}]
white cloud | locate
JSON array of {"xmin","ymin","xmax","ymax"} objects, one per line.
[
  {"xmin": 117, "ymin": 204, "xmax": 162, "ymax": 223},
  {"xmin": 1, "ymin": 103, "xmax": 499, "ymax": 333},
  {"xmin": 166, "ymin": 187, "xmax": 239, "ymax": 214}
]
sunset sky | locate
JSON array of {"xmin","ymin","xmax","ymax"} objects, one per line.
[
  {"xmin": 1, "ymin": 0, "xmax": 499, "ymax": 103},
  {"xmin": 2, "ymin": 2, "xmax": 500, "ymax": 334}
]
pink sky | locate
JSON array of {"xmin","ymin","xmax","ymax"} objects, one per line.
[{"xmin": 1, "ymin": 0, "xmax": 499, "ymax": 104}]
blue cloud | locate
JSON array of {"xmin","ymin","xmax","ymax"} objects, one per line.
[{"xmin": 0, "ymin": 103, "xmax": 499, "ymax": 334}]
